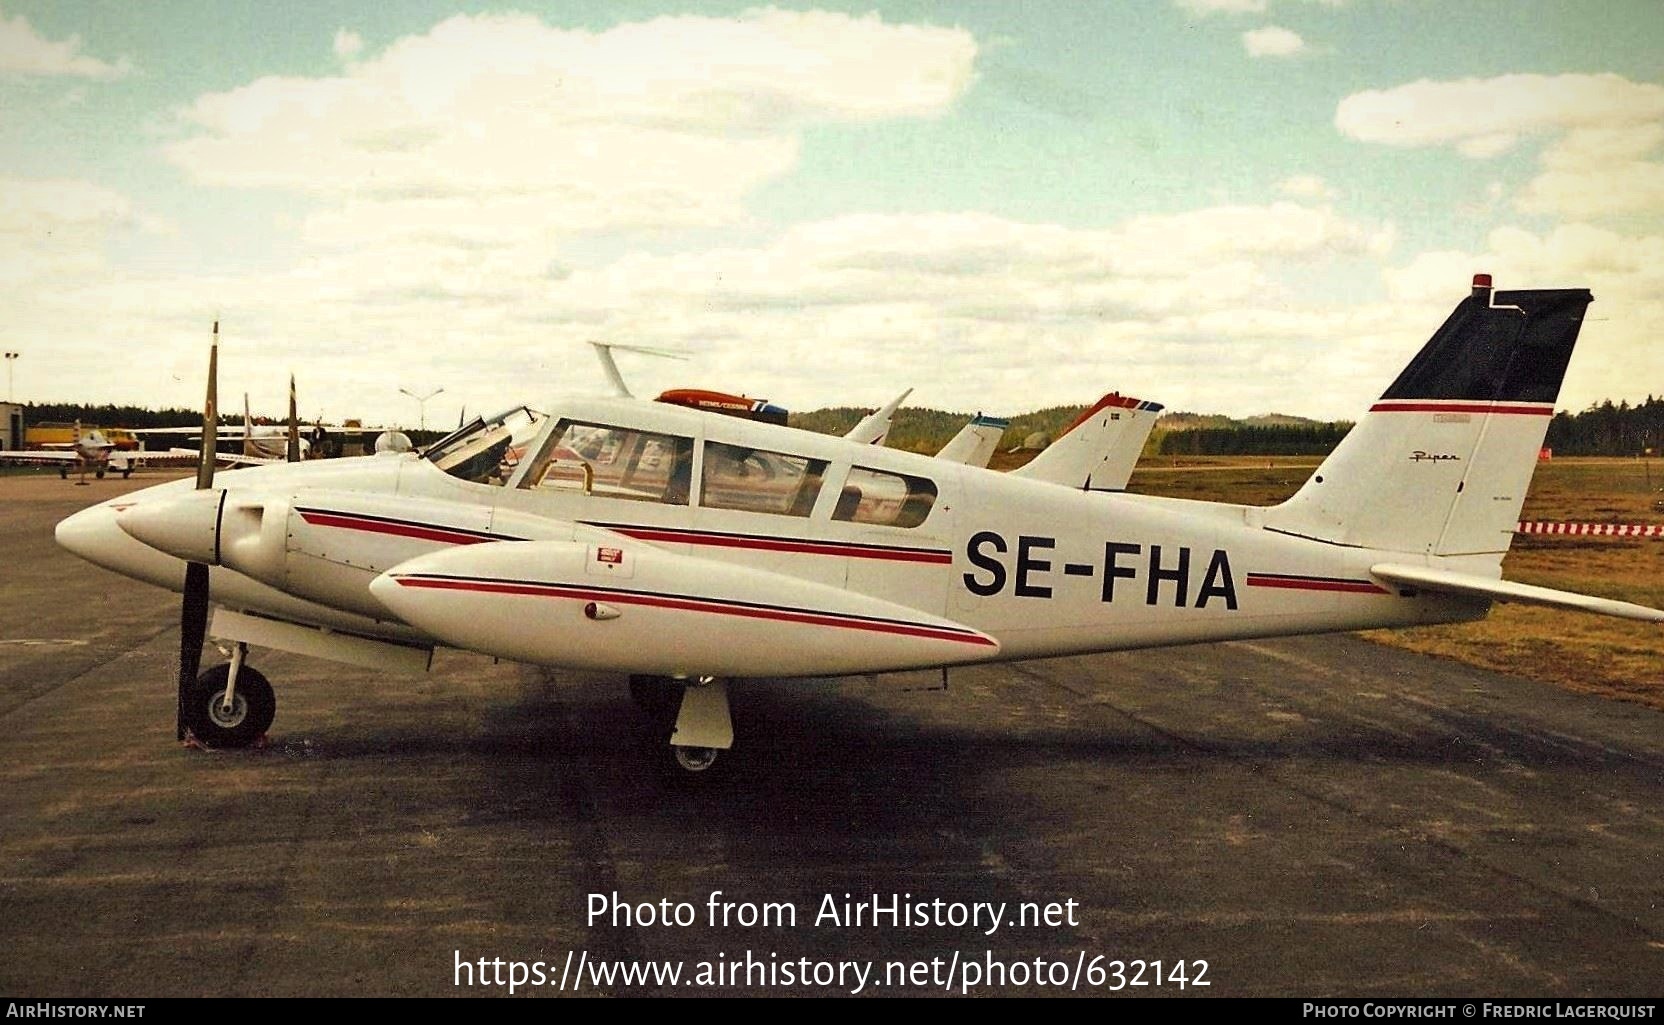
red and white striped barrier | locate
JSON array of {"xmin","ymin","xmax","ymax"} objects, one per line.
[{"xmin": 1515, "ymin": 522, "xmax": 1664, "ymax": 538}]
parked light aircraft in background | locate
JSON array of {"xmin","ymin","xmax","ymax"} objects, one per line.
[
  {"xmin": 935, "ymin": 413, "xmax": 1010, "ymax": 468},
  {"xmin": 846, "ymin": 388, "xmax": 911, "ymax": 446},
  {"xmin": 0, "ymin": 420, "xmax": 197, "ymax": 482},
  {"xmin": 1011, "ymin": 393, "xmax": 1164, "ymax": 491},
  {"xmin": 54, "ymin": 276, "xmax": 1663, "ymax": 776},
  {"xmin": 135, "ymin": 376, "xmax": 314, "ymax": 466}
]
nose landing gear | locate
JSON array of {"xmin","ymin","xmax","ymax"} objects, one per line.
[{"xmin": 185, "ymin": 659, "xmax": 275, "ymax": 748}]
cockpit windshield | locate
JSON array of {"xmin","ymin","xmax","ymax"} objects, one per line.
[{"xmin": 424, "ymin": 406, "xmax": 548, "ymax": 486}]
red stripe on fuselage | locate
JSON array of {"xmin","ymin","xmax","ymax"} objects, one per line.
[
  {"xmin": 298, "ymin": 511, "xmax": 499, "ymax": 546},
  {"xmin": 1368, "ymin": 401, "xmax": 1554, "ymax": 416},
  {"xmin": 1246, "ymin": 574, "xmax": 1386, "ymax": 595},
  {"xmin": 602, "ymin": 526, "xmax": 953, "ymax": 564},
  {"xmin": 392, "ymin": 576, "xmax": 996, "ymax": 647}
]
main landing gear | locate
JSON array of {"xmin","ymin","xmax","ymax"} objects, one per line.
[
  {"xmin": 629, "ymin": 674, "xmax": 733, "ymax": 777},
  {"xmin": 185, "ymin": 644, "xmax": 276, "ymax": 748}
]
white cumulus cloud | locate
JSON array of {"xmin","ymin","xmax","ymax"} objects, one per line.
[
  {"xmin": 1175, "ymin": 0, "xmax": 1345, "ymax": 15},
  {"xmin": 332, "ymin": 28, "xmax": 363, "ymax": 60},
  {"xmin": 1243, "ymin": 26, "xmax": 1305, "ymax": 57},
  {"xmin": 0, "ymin": 9, "xmax": 131, "ymax": 79},
  {"xmin": 162, "ymin": 10, "xmax": 978, "ymax": 254},
  {"xmin": 1336, "ymin": 73, "xmax": 1664, "ymax": 151},
  {"xmin": 1337, "ymin": 73, "xmax": 1664, "ymax": 219},
  {"xmin": 1278, "ymin": 174, "xmax": 1335, "ymax": 198},
  {"xmin": 1177, "ymin": 0, "xmax": 1268, "ymax": 14}
]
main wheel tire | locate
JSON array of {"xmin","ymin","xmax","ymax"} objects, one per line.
[
  {"xmin": 94, "ymin": 469, "xmax": 105, "ymax": 479},
  {"xmin": 628, "ymin": 674, "xmax": 681, "ymax": 719},
  {"xmin": 58, "ymin": 467, "xmax": 67, "ymax": 479},
  {"xmin": 186, "ymin": 664, "xmax": 275, "ymax": 748}
]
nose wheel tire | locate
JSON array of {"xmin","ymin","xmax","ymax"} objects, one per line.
[
  {"xmin": 673, "ymin": 746, "xmax": 720, "ymax": 773},
  {"xmin": 186, "ymin": 663, "xmax": 275, "ymax": 748}
]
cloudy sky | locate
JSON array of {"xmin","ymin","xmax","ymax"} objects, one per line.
[{"xmin": 3, "ymin": 1, "xmax": 1661, "ymax": 427}]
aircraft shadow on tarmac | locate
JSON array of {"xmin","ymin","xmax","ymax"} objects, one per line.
[{"xmin": 240, "ymin": 665, "xmax": 1663, "ymax": 833}]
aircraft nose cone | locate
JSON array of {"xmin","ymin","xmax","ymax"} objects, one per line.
[
  {"xmin": 116, "ymin": 490, "xmax": 224, "ymax": 564},
  {"xmin": 55, "ymin": 503, "xmax": 121, "ymax": 565}
]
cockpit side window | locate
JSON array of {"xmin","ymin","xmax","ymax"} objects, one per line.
[
  {"xmin": 521, "ymin": 420, "xmax": 695, "ymax": 505},
  {"xmin": 833, "ymin": 466, "xmax": 938, "ymax": 528},
  {"xmin": 699, "ymin": 442, "xmax": 828, "ymax": 518},
  {"xmin": 427, "ymin": 407, "xmax": 546, "ymax": 487}
]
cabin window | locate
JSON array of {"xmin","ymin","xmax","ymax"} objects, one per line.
[
  {"xmin": 699, "ymin": 442, "xmax": 828, "ymax": 517},
  {"xmin": 833, "ymin": 466, "xmax": 937, "ymax": 528},
  {"xmin": 522, "ymin": 420, "xmax": 695, "ymax": 504}
]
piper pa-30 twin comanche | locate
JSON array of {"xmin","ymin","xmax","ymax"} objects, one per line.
[{"xmin": 54, "ymin": 276, "xmax": 1663, "ymax": 774}]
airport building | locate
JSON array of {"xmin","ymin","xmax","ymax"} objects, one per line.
[{"xmin": 0, "ymin": 402, "xmax": 22, "ymax": 451}]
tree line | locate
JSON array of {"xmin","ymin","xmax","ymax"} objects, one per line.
[
  {"xmin": 1156, "ymin": 423, "xmax": 1352, "ymax": 456},
  {"xmin": 1543, "ymin": 397, "xmax": 1664, "ymax": 456},
  {"xmin": 24, "ymin": 403, "xmax": 216, "ymax": 429},
  {"xmin": 1155, "ymin": 398, "xmax": 1664, "ymax": 457},
  {"xmin": 28, "ymin": 395, "xmax": 1663, "ymax": 457}
]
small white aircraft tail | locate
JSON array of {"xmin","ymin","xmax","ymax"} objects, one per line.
[
  {"xmin": 1263, "ymin": 276, "xmax": 1591, "ymax": 559},
  {"xmin": 1008, "ymin": 393, "xmax": 1163, "ymax": 491},
  {"xmin": 845, "ymin": 388, "xmax": 912, "ymax": 446},
  {"xmin": 935, "ymin": 414, "xmax": 1009, "ymax": 468}
]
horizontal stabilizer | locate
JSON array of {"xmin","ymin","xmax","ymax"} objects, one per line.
[{"xmin": 1371, "ymin": 563, "xmax": 1664, "ymax": 623}]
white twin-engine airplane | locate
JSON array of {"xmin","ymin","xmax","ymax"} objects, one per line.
[{"xmin": 54, "ymin": 276, "xmax": 1663, "ymax": 775}]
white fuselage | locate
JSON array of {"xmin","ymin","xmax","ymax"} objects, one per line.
[{"xmin": 57, "ymin": 395, "xmax": 1488, "ymax": 679}]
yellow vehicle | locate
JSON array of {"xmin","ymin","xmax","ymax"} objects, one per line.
[{"xmin": 25, "ymin": 423, "xmax": 139, "ymax": 450}]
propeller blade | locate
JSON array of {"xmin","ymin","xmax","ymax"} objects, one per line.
[
  {"xmin": 181, "ymin": 322, "xmax": 219, "ymax": 738},
  {"xmin": 197, "ymin": 322, "xmax": 218, "ymax": 490},
  {"xmin": 178, "ymin": 561, "xmax": 210, "ymax": 740},
  {"xmin": 286, "ymin": 374, "xmax": 301, "ymax": 462}
]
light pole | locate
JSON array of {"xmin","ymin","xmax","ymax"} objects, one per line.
[
  {"xmin": 398, "ymin": 386, "xmax": 444, "ymax": 433},
  {"xmin": 3, "ymin": 352, "xmax": 17, "ymax": 402}
]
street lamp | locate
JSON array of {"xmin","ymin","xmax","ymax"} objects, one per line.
[
  {"xmin": 3, "ymin": 352, "xmax": 17, "ymax": 403},
  {"xmin": 398, "ymin": 386, "xmax": 444, "ymax": 433}
]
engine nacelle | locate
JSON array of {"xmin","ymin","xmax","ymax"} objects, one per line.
[
  {"xmin": 371, "ymin": 538, "xmax": 997, "ymax": 677},
  {"xmin": 123, "ymin": 487, "xmax": 572, "ymax": 623}
]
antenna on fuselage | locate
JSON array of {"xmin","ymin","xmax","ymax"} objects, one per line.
[{"xmin": 587, "ymin": 341, "xmax": 688, "ymax": 399}]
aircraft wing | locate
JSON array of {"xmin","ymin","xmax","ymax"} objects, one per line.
[
  {"xmin": 130, "ymin": 424, "xmax": 387, "ymax": 437},
  {"xmin": 1370, "ymin": 563, "xmax": 1664, "ymax": 624},
  {"xmin": 129, "ymin": 426, "xmax": 246, "ymax": 437},
  {"xmin": 110, "ymin": 450, "xmax": 205, "ymax": 471},
  {"xmin": 935, "ymin": 414, "xmax": 1009, "ymax": 468},
  {"xmin": 0, "ymin": 449, "xmax": 77, "ymax": 464},
  {"xmin": 159, "ymin": 447, "xmax": 281, "ymax": 468}
]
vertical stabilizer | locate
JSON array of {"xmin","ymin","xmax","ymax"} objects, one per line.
[
  {"xmin": 845, "ymin": 388, "xmax": 913, "ymax": 446},
  {"xmin": 1010, "ymin": 393, "xmax": 1163, "ymax": 491},
  {"xmin": 1262, "ymin": 277, "xmax": 1591, "ymax": 557},
  {"xmin": 936, "ymin": 414, "xmax": 1010, "ymax": 468}
]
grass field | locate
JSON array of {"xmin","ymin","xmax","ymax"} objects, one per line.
[{"xmin": 1127, "ymin": 456, "xmax": 1664, "ymax": 709}]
